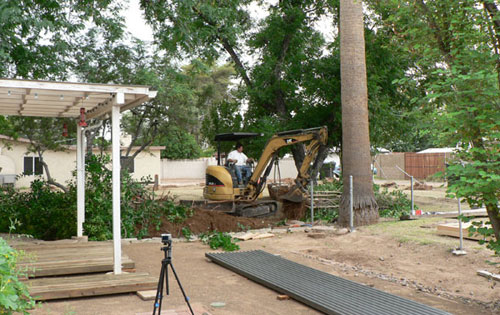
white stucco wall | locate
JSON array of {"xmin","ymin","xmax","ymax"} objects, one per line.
[
  {"xmin": 0, "ymin": 138, "xmax": 163, "ymax": 188},
  {"xmin": 161, "ymin": 157, "xmax": 300, "ymax": 180}
]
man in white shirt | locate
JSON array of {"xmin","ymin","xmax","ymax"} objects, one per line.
[{"xmin": 227, "ymin": 143, "xmax": 253, "ymax": 185}]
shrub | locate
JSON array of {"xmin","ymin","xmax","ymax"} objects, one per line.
[
  {"xmin": 77, "ymin": 155, "xmax": 193, "ymax": 240},
  {"xmin": 0, "ymin": 180, "xmax": 75, "ymax": 240},
  {"xmin": 0, "ymin": 238, "xmax": 35, "ymax": 314},
  {"xmin": 0, "ymin": 154, "xmax": 193, "ymax": 241},
  {"xmin": 199, "ymin": 231, "xmax": 240, "ymax": 251},
  {"xmin": 374, "ymin": 184, "xmax": 412, "ymax": 218},
  {"xmin": 314, "ymin": 181, "xmax": 413, "ymax": 219}
]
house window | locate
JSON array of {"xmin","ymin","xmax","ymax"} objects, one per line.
[
  {"xmin": 121, "ymin": 156, "xmax": 134, "ymax": 173},
  {"xmin": 23, "ymin": 156, "xmax": 43, "ymax": 175}
]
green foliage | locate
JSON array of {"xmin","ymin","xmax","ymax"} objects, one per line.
[
  {"xmin": 374, "ymin": 185, "xmax": 412, "ymax": 219},
  {"xmin": 237, "ymin": 222, "xmax": 250, "ymax": 232},
  {"xmin": 181, "ymin": 227, "xmax": 192, "ymax": 241},
  {"xmin": 306, "ymin": 208, "xmax": 339, "ymax": 223},
  {"xmin": 0, "ymin": 0, "xmax": 125, "ymax": 79},
  {"xmin": 199, "ymin": 231, "xmax": 240, "ymax": 251},
  {"xmin": 460, "ymin": 216, "xmax": 500, "ymax": 256},
  {"xmin": 77, "ymin": 154, "xmax": 193, "ymax": 240},
  {"xmin": 201, "ymin": 100, "xmax": 244, "ymax": 153},
  {"xmin": 0, "ymin": 154, "xmax": 193, "ymax": 241},
  {"xmin": 157, "ymin": 127, "xmax": 202, "ymax": 160},
  {"xmin": 0, "ymin": 180, "xmax": 76, "ymax": 240},
  {"xmin": 369, "ymin": 0, "xmax": 500, "ymax": 245},
  {"xmin": 0, "ymin": 238, "xmax": 35, "ymax": 314},
  {"xmin": 314, "ymin": 181, "xmax": 412, "ymax": 219}
]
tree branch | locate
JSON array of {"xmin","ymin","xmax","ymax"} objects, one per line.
[
  {"xmin": 191, "ymin": 6, "xmax": 253, "ymax": 88},
  {"xmin": 416, "ymin": 0, "xmax": 454, "ymax": 65},
  {"xmin": 483, "ymin": 0, "xmax": 500, "ymax": 87}
]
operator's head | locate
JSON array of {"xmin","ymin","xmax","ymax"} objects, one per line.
[{"xmin": 236, "ymin": 143, "xmax": 243, "ymax": 152}]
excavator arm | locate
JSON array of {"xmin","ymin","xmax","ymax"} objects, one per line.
[{"xmin": 238, "ymin": 126, "xmax": 328, "ymax": 202}]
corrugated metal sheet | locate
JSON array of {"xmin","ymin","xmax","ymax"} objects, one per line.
[{"xmin": 206, "ymin": 250, "xmax": 450, "ymax": 315}]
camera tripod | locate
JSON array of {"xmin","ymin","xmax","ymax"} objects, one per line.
[{"xmin": 152, "ymin": 236, "xmax": 194, "ymax": 315}]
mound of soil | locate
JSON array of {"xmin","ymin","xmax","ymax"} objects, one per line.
[
  {"xmin": 147, "ymin": 208, "xmax": 277, "ymax": 238},
  {"xmin": 282, "ymin": 200, "xmax": 307, "ymax": 220}
]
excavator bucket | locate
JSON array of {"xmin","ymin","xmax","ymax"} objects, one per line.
[{"xmin": 279, "ymin": 184, "xmax": 305, "ymax": 203}]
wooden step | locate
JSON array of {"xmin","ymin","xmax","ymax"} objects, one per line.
[
  {"xmin": 20, "ymin": 256, "xmax": 135, "ymax": 277},
  {"xmin": 26, "ymin": 272, "xmax": 158, "ymax": 300},
  {"xmin": 436, "ymin": 221, "xmax": 492, "ymax": 241},
  {"xmin": 16, "ymin": 241, "xmax": 135, "ymax": 277}
]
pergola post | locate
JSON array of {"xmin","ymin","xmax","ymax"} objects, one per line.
[
  {"xmin": 112, "ymin": 92, "xmax": 124, "ymax": 274},
  {"xmin": 76, "ymin": 125, "xmax": 84, "ymax": 237}
]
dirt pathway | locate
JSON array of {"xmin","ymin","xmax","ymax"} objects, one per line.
[{"xmin": 32, "ymin": 226, "xmax": 499, "ymax": 315}]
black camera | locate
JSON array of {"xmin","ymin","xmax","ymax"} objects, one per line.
[{"xmin": 161, "ymin": 233, "xmax": 172, "ymax": 245}]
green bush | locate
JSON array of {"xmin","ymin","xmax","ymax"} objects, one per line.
[
  {"xmin": 0, "ymin": 154, "xmax": 193, "ymax": 241},
  {"xmin": 374, "ymin": 184, "xmax": 412, "ymax": 218},
  {"xmin": 314, "ymin": 181, "xmax": 413, "ymax": 219},
  {"xmin": 0, "ymin": 238, "xmax": 35, "ymax": 314},
  {"xmin": 0, "ymin": 180, "xmax": 76, "ymax": 240},
  {"xmin": 199, "ymin": 231, "xmax": 240, "ymax": 251},
  {"xmin": 78, "ymin": 155, "xmax": 193, "ymax": 240}
]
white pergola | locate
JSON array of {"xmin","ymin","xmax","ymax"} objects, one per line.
[{"xmin": 0, "ymin": 78, "xmax": 157, "ymax": 274}]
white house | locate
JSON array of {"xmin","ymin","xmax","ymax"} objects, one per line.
[{"xmin": 0, "ymin": 135, "xmax": 164, "ymax": 188}]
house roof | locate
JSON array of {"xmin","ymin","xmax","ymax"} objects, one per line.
[
  {"xmin": 417, "ymin": 148, "xmax": 456, "ymax": 154},
  {"xmin": 0, "ymin": 78, "xmax": 157, "ymax": 119}
]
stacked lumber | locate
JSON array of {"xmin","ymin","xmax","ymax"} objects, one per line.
[
  {"xmin": 17, "ymin": 242, "xmax": 134, "ymax": 277},
  {"xmin": 11, "ymin": 241, "xmax": 157, "ymax": 300},
  {"xmin": 436, "ymin": 221, "xmax": 492, "ymax": 241},
  {"xmin": 306, "ymin": 190, "xmax": 341, "ymax": 209}
]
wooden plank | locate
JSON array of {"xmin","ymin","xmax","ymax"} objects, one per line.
[
  {"xmin": 436, "ymin": 221, "xmax": 491, "ymax": 241},
  {"xmin": 11, "ymin": 241, "xmax": 111, "ymax": 251},
  {"xmin": 137, "ymin": 289, "xmax": 157, "ymax": 301},
  {"xmin": 477, "ymin": 270, "xmax": 500, "ymax": 282},
  {"xmin": 20, "ymin": 256, "xmax": 135, "ymax": 277},
  {"xmin": 26, "ymin": 272, "xmax": 157, "ymax": 300},
  {"xmin": 14, "ymin": 242, "xmax": 135, "ymax": 277}
]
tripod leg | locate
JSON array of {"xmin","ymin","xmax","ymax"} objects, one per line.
[
  {"xmin": 165, "ymin": 261, "xmax": 169, "ymax": 296},
  {"xmin": 169, "ymin": 262, "xmax": 195, "ymax": 315},
  {"xmin": 153, "ymin": 261, "xmax": 166, "ymax": 315}
]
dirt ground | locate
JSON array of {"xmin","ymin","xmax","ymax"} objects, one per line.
[{"xmin": 30, "ymin": 179, "xmax": 500, "ymax": 315}]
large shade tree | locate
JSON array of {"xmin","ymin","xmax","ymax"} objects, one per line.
[
  {"xmin": 338, "ymin": 0, "xmax": 378, "ymax": 226},
  {"xmin": 369, "ymin": 0, "xmax": 500, "ymax": 245}
]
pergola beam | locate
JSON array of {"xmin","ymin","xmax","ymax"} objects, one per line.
[{"xmin": 0, "ymin": 78, "xmax": 157, "ymax": 276}]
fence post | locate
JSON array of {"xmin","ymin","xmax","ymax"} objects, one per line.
[
  {"xmin": 349, "ymin": 175, "xmax": 354, "ymax": 232},
  {"xmin": 310, "ymin": 180, "xmax": 314, "ymax": 226},
  {"xmin": 411, "ymin": 176, "xmax": 414, "ymax": 216},
  {"xmin": 458, "ymin": 198, "xmax": 463, "ymax": 250}
]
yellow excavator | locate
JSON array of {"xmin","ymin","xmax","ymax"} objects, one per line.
[{"xmin": 196, "ymin": 126, "xmax": 328, "ymax": 217}]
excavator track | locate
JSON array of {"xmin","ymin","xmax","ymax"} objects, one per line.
[{"xmin": 235, "ymin": 200, "xmax": 280, "ymax": 217}]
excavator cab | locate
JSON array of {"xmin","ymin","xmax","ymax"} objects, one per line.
[{"xmin": 204, "ymin": 132, "xmax": 262, "ymax": 200}]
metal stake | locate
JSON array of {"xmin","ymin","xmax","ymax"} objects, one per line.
[
  {"xmin": 458, "ymin": 198, "xmax": 463, "ymax": 250},
  {"xmin": 452, "ymin": 198, "xmax": 467, "ymax": 255},
  {"xmin": 410, "ymin": 176, "xmax": 414, "ymax": 216},
  {"xmin": 349, "ymin": 175, "xmax": 354, "ymax": 232},
  {"xmin": 310, "ymin": 180, "xmax": 314, "ymax": 226}
]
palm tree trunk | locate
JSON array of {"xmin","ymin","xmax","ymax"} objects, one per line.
[{"xmin": 338, "ymin": 0, "xmax": 378, "ymax": 227}]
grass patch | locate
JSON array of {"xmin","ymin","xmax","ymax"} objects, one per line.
[{"xmin": 364, "ymin": 217, "xmax": 477, "ymax": 248}]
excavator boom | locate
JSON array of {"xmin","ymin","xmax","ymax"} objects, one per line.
[{"xmin": 239, "ymin": 126, "xmax": 328, "ymax": 202}]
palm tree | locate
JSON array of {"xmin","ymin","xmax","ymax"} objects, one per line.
[{"xmin": 339, "ymin": 0, "xmax": 378, "ymax": 226}]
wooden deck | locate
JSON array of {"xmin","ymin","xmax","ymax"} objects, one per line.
[
  {"xmin": 11, "ymin": 240, "xmax": 157, "ymax": 300},
  {"xmin": 16, "ymin": 242, "xmax": 135, "ymax": 277},
  {"xmin": 27, "ymin": 272, "xmax": 157, "ymax": 300}
]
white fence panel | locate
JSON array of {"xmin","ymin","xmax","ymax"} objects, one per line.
[{"xmin": 160, "ymin": 157, "xmax": 298, "ymax": 181}]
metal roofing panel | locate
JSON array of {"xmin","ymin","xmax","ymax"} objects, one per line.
[{"xmin": 206, "ymin": 250, "xmax": 451, "ymax": 315}]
